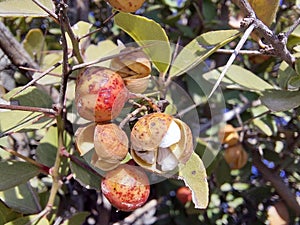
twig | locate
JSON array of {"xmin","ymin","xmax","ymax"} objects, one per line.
[
  {"xmin": 247, "ymin": 142, "xmax": 300, "ymax": 215},
  {"xmin": 13, "ymin": 60, "xmax": 63, "ymax": 97},
  {"xmin": 0, "ymin": 21, "xmax": 38, "ymax": 79},
  {"xmin": 32, "ymin": 0, "xmax": 59, "ymax": 24},
  {"xmin": 19, "ymin": 66, "xmax": 63, "ymax": 78},
  {"xmin": 0, "ymin": 103, "xmax": 57, "ymax": 115},
  {"xmin": 199, "ymin": 99, "xmax": 261, "ymax": 134},
  {"xmin": 238, "ymin": 0, "xmax": 295, "ymax": 66},
  {"xmin": 59, "ymin": 3, "xmax": 84, "ymax": 64},
  {"xmin": 113, "ymin": 199, "xmax": 158, "ymax": 225},
  {"xmin": 119, "ymin": 105, "xmax": 147, "ymax": 129},
  {"xmin": 72, "ymin": 45, "xmax": 152, "ymax": 71},
  {"xmin": 129, "ymin": 92, "xmax": 161, "ymax": 112},
  {"xmin": 208, "ymin": 23, "xmax": 256, "ymax": 98},
  {"xmin": 79, "ymin": 11, "xmax": 119, "ymax": 41},
  {"xmin": 46, "ymin": 1, "xmax": 70, "ymax": 213},
  {"xmin": 216, "ymin": 48, "xmax": 261, "ymax": 55},
  {"xmin": 285, "ymin": 17, "xmax": 300, "ymax": 37},
  {"xmin": 61, "ymin": 149, "xmax": 101, "ymax": 177},
  {"xmin": 0, "ymin": 145, "xmax": 50, "ymax": 174}
]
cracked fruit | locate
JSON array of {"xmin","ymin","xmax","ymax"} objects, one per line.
[{"xmin": 130, "ymin": 113, "xmax": 193, "ymax": 174}]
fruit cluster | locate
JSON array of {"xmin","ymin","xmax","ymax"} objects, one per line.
[
  {"xmin": 219, "ymin": 124, "xmax": 248, "ymax": 170},
  {"xmin": 74, "ymin": 47, "xmax": 194, "ymax": 211}
]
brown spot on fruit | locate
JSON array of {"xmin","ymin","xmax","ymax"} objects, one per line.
[
  {"xmin": 107, "ymin": 0, "xmax": 146, "ymax": 13},
  {"xmin": 75, "ymin": 67, "xmax": 129, "ymax": 122},
  {"xmin": 101, "ymin": 164, "xmax": 150, "ymax": 211}
]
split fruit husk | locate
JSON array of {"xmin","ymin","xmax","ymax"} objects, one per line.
[
  {"xmin": 110, "ymin": 47, "xmax": 151, "ymax": 93},
  {"xmin": 130, "ymin": 113, "xmax": 194, "ymax": 174}
]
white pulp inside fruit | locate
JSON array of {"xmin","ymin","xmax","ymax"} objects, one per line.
[
  {"xmin": 157, "ymin": 147, "xmax": 178, "ymax": 171},
  {"xmin": 159, "ymin": 120, "xmax": 181, "ymax": 148}
]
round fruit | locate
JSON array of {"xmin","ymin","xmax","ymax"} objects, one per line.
[
  {"xmin": 107, "ymin": 0, "xmax": 145, "ymax": 13},
  {"xmin": 176, "ymin": 186, "xmax": 192, "ymax": 205},
  {"xmin": 224, "ymin": 144, "xmax": 248, "ymax": 170},
  {"xmin": 218, "ymin": 124, "xmax": 239, "ymax": 147},
  {"xmin": 92, "ymin": 123, "xmax": 129, "ymax": 171},
  {"xmin": 130, "ymin": 113, "xmax": 193, "ymax": 174},
  {"xmin": 101, "ymin": 164, "xmax": 150, "ymax": 211},
  {"xmin": 75, "ymin": 67, "xmax": 129, "ymax": 122}
]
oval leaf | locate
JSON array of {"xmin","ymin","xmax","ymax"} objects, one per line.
[
  {"xmin": 0, "ymin": 111, "xmax": 53, "ymax": 134},
  {"xmin": 23, "ymin": 29, "xmax": 47, "ymax": 61},
  {"xmin": 178, "ymin": 152, "xmax": 209, "ymax": 209},
  {"xmin": 0, "ymin": 200, "xmax": 21, "ymax": 224},
  {"xmin": 70, "ymin": 157, "xmax": 101, "ymax": 190},
  {"xmin": 61, "ymin": 212, "xmax": 89, "ymax": 225},
  {"xmin": 0, "ymin": 183, "xmax": 41, "ymax": 214},
  {"xmin": 203, "ymin": 65, "xmax": 274, "ymax": 92},
  {"xmin": 170, "ymin": 30, "xmax": 241, "ymax": 77},
  {"xmin": 4, "ymin": 86, "xmax": 53, "ymax": 108},
  {"xmin": 5, "ymin": 215, "xmax": 49, "ymax": 225},
  {"xmin": 260, "ymin": 89, "xmax": 300, "ymax": 112},
  {"xmin": 0, "ymin": 0, "xmax": 54, "ymax": 17},
  {"xmin": 115, "ymin": 12, "xmax": 171, "ymax": 73},
  {"xmin": 0, "ymin": 161, "xmax": 40, "ymax": 191}
]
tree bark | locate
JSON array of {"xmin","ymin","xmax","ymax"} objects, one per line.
[{"xmin": 0, "ymin": 21, "xmax": 39, "ymax": 80}]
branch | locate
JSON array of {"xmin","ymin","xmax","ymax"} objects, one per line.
[
  {"xmin": 0, "ymin": 21, "xmax": 38, "ymax": 79},
  {"xmin": 246, "ymin": 142, "xmax": 300, "ymax": 216},
  {"xmin": 237, "ymin": 0, "xmax": 295, "ymax": 67},
  {"xmin": 0, "ymin": 145, "xmax": 50, "ymax": 174},
  {"xmin": 0, "ymin": 103, "xmax": 57, "ymax": 115}
]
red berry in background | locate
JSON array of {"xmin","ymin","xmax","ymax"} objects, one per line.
[
  {"xmin": 176, "ymin": 186, "xmax": 192, "ymax": 205},
  {"xmin": 75, "ymin": 66, "xmax": 129, "ymax": 122},
  {"xmin": 101, "ymin": 164, "xmax": 150, "ymax": 211}
]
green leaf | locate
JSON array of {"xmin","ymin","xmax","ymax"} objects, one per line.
[
  {"xmin": 278, "ymin": 61, "xmax": 298, "ymax": 89},
  {"xmin": 225, "ymin": 65, "xmax": 274, "ymax": 91},
  {"xmin": 203, "ymin": 65, "xmax": 273, "ymax": 92},
  {"xmin": 0, "ymin": 111, "xmax": 53, "ymax": 134},
  {"xmin": 115, "ymin": 12, "xmax": 171, "ymax": 73},
  {"xmin": 84, "ymin": 40, "xmax": 118, "ymax": 68},
  {"xmin": 4, "ymin": 86, "xmax": 53, "ymax": 108},
  {"xmin": 178, "ymin": 152, "xmax": 209, "ymax": 209},
  {"xmin": 5, "ymin": 215, "xmax": 49, "ymax": 225},
  {"xmin": 0, "ymin": 0, "xmax": 54, "ymax": 17},
  {"xmin": 34, "ymin": 52, "xmax": 63, "ymax": 85},
  {"xmin": 0, "ymin": 161, "xmax": 40, "ymax": 191},
  {"xmin": 170, "ymin": 30, "xmax": 241, "ymax": 77},
  {"xmin": 253, "ymin": 118, "xmax": 273, "ymax": 136},
  {"xmin": 0, "ymin": 200, "xmax": 21, "ymax": 224},
  {"xmin": 215, "ymin": 157, "xmax": 232, "ymax": 186},
  {"xmin": 61, "ymin": 212, "xmax": 89, "ymax": 225},
  {"xmin": 35, "ymin": 126, "xmax": 57, "ymax": 167},
  {"xmin": 36, "ymin": 126, "xmax": 71, "ymax": 168},
  {"xmin": 0, "ymin": 183, "xmax": 41, "ymax": 214},
  {"xmin": 260, "ymin": 89, "xmax": 300, "ymax": 112},
  {"xmin": 66, "ymin": 21, "xmax": 92, "ymax": 50},
  {"xmin": 23, "ymin": 29, "xmax": 47, "ymax": 61},
  {"xmin": 70, "ymin": 156, "xmax": 101, "ymax": 190}
]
